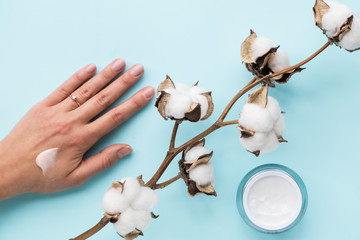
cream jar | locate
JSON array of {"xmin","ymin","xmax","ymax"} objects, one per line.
[{"xmin": 237, "ymin": 164, "xmax": 307, "ymax": 233}]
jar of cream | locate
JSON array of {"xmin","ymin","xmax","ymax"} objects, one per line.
[{"xmin": 236, "ymin": 164, "xmax": 307, "ymax": 233}]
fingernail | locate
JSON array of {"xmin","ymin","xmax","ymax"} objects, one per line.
[
  {"xmin": 86, "ymin": 64, "xmax": 96, "ymax": 73},
  {"xmin": 130, "ymin": 64, "xmax": 144, "ymax": 77},
  {"xmin": 142, "ymin": 86, "xmax": 154, "ymax": 100},
  {"xmin": 111, "ymin": 59, "xmax": 125, "ymax": 72},
  {"xmin": 117, "ymin": 146, "xmax": 133, "ymax": 159}
]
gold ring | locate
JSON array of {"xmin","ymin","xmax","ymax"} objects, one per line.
[{"xmin": 69, "ymin": 95, "xmax": 81, "ymax": 107}]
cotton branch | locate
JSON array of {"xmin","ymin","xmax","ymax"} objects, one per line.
[{"xmin": 145, "ymin": 40, "xmax": 331, "ymax": 188}]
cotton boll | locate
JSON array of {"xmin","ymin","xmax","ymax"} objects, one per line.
[
  {"xmin": 251, "ymin": 36, "xmax": 276, "ymax": 61},
  {"xmin": 260, "ymin": 131, "xmax": 280, "ymax": 153},
  {"xmin": 322, "ymin": 1, "xmax": 354, "ymax": 38},
  {"xmin": 185, "ymin": 146, "xmax": 210, "ymax": 162},
  {"xmin": 239, "ymin": 132, "xmax": 269, "ymax": 152},
  {"xmin": 189, "ymin": 163, "xmax": 215, "ymax": 186},
  {"xmin": 120, "ymin": 177, "xmax": 141, "ymax": 202},
  {"xmin": 266, "ymin": 96, "xmax": 281, "ymax": 121},
  {"xmin": 339, "ymin": 17, "xmax": 360, "ymax": 51},
  {"xmin": 273, "ymin": 114, "xmax": 285, "ymax": 137},
  {"xmin": 238, "ymin": 103, "xmax": 274, "ymax": 132},
  {"xmin": 113, "ymin": 208, "xmax": 138, "ymax": 236},
  {"xmin": 268, "ymin": 49, "xmax": 290, "ymax": 73},
  {"xmin": 165, "ymin": 90, "xmax": 193, "ymax": 119},
  {"xmin": 131, "ymin": 187, "xmax": 159, "ymax": 211},
  {"xmin": 102, "ymin": 188, "xmax": 130, "ymax": 214},
  {"xmin": 191, "ymin": 94, "xmax": 209, "ymax": 119},
  {"xmin": 133, "ymin": 210, "xmax": 152, "ymax": 231}
]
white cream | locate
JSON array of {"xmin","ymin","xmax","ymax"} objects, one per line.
[
  {"xmin": 35, "ymin": 148, "xmax": 59, "ymax": 175},
  {"xmin": 243, "ymin": 170, "xmax": 302, "ymax": 231}
]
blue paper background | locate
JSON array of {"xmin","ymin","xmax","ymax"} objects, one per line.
[{"xmin": 1, "ymin": 0, "xmax": 360, "ymax": 239}]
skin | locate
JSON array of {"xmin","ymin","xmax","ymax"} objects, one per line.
[{"xmin": 0, "ymin": 58, "xmax": 155, "ymax": 201}]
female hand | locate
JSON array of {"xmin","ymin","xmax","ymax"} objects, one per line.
[{"xmin": 0, "ymin": 58, "xmax": 154, "ymax": 200}]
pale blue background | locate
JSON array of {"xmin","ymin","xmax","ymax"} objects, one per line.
[{"xmin": 1, "ymin": 0, "xmax": 360, "ymax": 239}]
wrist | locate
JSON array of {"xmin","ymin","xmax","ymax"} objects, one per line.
[{"xmin": 0, "ymin": 139, "xmax": 33, "ymax": 200}]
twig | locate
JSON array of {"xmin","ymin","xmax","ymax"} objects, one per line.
[
  {"xmin": 70, "ymin": 215, "xmax": 110, "ymax": 240},
  {"xmin": 152, "ymin": 174, "xmax": 181, "ymax": 190},
  {"xmin": 169, "ymin": 122, "xmax": 180, "ymax": 150}
]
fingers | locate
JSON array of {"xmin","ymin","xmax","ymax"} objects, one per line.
[
  {"xmin": 45, "ymin": 64, "xmax": 97, "ymax": 106},
  {"xmin": 69, "ymin": 144, "xmax": 132, "ymax": 184},
  {"xmin": 89, "ymin": 86, "xmax": 154, "ymax": 139},
  {"xmin": 61, "ymin": 59, "xmax": 126, "ymax": 111},
  {"xmin": 77, "ymin": 64, "xmax": 145, "ymax": 121}
]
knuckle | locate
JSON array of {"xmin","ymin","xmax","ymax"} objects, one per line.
[
  {"xmin": 69, "ymin": 133, "xmax": 88, "ymax": 147},
  {"xmin": 102, "ymin": 154, "xmax": 114, "ymax": 170},
  {"xmin": 78, "ymin": 85, "xmax": 93, "ymax": 100},
  {"xmin": 102, "ymin": 67, "xmax": 115, "ymax": 80},
  {"xmin": 73, "ymin": 72, "xmax": 83, "ymax": 83},
  {"xmin": 110, "ymin": 111, "xmax": 125, "ymax": 125},
  {"xmin": 56, "ymin": 87, "xmax": 70, "ymax": 98},
  {"xmin": 130, "ymin": 97, "xmax": 143, "ymax": 111},
  {"xmin": 119, "ymin": 74, "xmax": 133, "ymax": 87},
  {"xmin": 96, "ymin": 93, "xmax": 111, "ymax": 107}
]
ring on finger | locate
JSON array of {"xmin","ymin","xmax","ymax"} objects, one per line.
[{"xmin": 69, "ymin": 95, "xmax": 81, "ymax": 107}]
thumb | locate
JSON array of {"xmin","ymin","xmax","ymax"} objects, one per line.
[{"xmin": 71, "ymin": 144, "xmax": 132, "ymax": 184}]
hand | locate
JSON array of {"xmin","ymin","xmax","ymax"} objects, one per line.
[{"xmin": 0, "ymin": 59, "xmax": 154, "ymax": 200}]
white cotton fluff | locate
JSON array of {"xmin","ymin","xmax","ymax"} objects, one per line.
[
  {"xmin": 265, "ymin": 96, "xmax": 281, "ymax": 121},
  {"xmin": 113, "ymin": 208, "xmax": 137, "ymax": 236},
  {"xmin": 189, "ymin": 163, "xmax": 215, "ymax": 186},
  {"xmin": 260, "ymin": 131, "xmax": 280, "ymax": 153},
  {"xmin": 273, "ymin": 114, "xmax": 285, "ymax": 137},
  {"xmin": 239, "ymin": 132, "xmax": 269, "ymax": 152},
  {"xmin": 102, "ymin": 187, "xmax": 130, "ymax": 214},
  {"xmin": 238, "ymin": 103, "xmax": 274, "ymax": 132},
  {"xmin": 251, "ymin": 36, "xmax": 276, "ymax": 61},
  {"xmin": 184, "ymin": 146, "xmax": 210, "ymax": 162},
  {"xmin": 120, "ymin": 177, "xmax": 141, "ymax": 202},
  {"xmin": 131, "ymin": 187, "xmax": 159, "ymax": 211},
  {"xmin": 267, "ymin": 49, "xmax": 290, "ymax": 73},
  {"xmin": 322, "ymin": 1, "xmax": 354, "ymax": 38},
  {"xmin": 190, "ymin": 86, "xmax": 207, "ymax": 95},
  {"xmin": 174, "ymin": 83, "xmax": 190, "ymax": 93},
  {"xmin": 165, "ymin": 90, "xmax": 193, "ymax": 119},
  {"xmin": 132, "ymin": 210, "xmax": 152, "ymax": 231},
  {"xmin": 339, "ymin": 17, "xmax": 360, "ymax": 50}
]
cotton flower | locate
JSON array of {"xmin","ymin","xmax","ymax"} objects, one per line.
[
  {"xmin": 178, "ymin": 139, "xmax": 217, "ymax": 197},
  {"xmin": 101, "ymin": 176, "xmax": 159, "ymax": 239},
  {"xmin": 240, "ymin": 30, "xmax": 302, "ymax": 84},
  {"xmin": 155, "ymin": 75, "xmax": 214, "ymax": 122},
  {"xmin": 238, "ymin": 86, "xmax": 286, "ymax": 156},
  {"xmin": 313, "ymin": 0, "xmax": 360, "ymax": 52}
]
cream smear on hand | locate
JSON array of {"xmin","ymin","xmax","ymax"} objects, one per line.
[{"xmin": 35, "ymin": 148, "xmax": 59, "ymax": 175}]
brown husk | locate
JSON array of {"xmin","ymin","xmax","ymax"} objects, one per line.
[
  {"xmin": 237, "ymin": 125, "xmax": 255, "ymax": 138},
  {"xmin": 313, "ymin": 0, "xmax": 330, "ymax": 29},
  {"xmin": 246, "ymin": 85, "xmax": 268, "ymax": 108},
  {"xmin": 184, "ymin": 103, "xmax": 202, "ymax": 122},
  {"xmin": 119, "ymin": 229, "xmax": 144, "ymax": 240},
  {"xmin": 240, "ymin": 29, "xmax": 257, "ymax": 63},
  {"xmin": 201, "ymin": 92, "xmax": 214, "ymax": 120}
]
